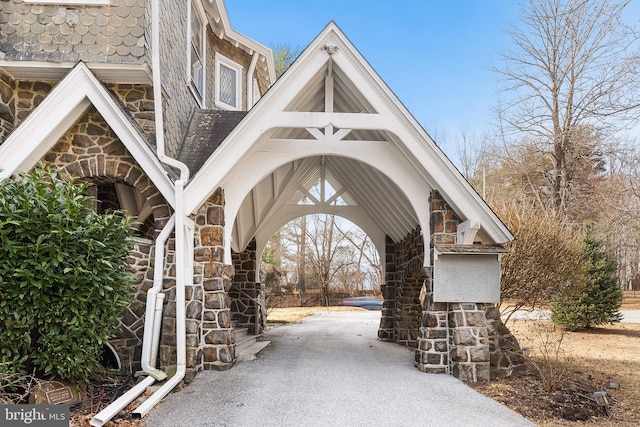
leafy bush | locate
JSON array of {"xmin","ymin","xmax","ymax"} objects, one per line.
[
  {"xmin": 551, "ymin": 225, "xmax": 623, "ymax": 330},
  {"xmin": 0, "ymin": 166, "xmax": 135, "ymax": 382}
]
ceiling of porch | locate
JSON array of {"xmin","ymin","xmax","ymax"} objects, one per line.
[{"xmin": 230, "ymin": 59, "xmax": 426, "ymax": 253}]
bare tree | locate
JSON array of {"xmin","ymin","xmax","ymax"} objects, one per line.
[
  {"xmin": 334, "ymin": 222, "xmax": 382, "ymax": 292},
  {"xmin": 304, "ymin": 214, "xmax": 353, "ymax": 305},
  {"xmin": 495, "ymin": 0, "xmax": 640, "ymax": 221}
]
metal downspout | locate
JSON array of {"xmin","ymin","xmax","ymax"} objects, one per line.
[
  {"xmin": 247, "ymin": 52, "xmax": 259, "ymax": 108},
  {"xmin": 91, "ymin": 0, "xmax": 190, "ymax": 423}
]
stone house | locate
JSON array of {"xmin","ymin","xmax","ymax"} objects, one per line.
[{"xmin": 0, "ymin": 0, "xmax": 522, "ymax": 421}]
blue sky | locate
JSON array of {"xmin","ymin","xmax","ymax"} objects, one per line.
[{"xmin": 225, "ymin": 1, "xmax": 521, "ymax": 147}]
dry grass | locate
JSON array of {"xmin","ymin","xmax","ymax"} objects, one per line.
[
  {"xmin": 506, "ymin": 319, "xmax": 640, "ymax": 425},
  {"xmin": 621, "ymin": 291, "xmax": 640, "ymax": 310},
  {"xmin": 266, "ymin": 306, "xmax": 363, "ymax": 324}
]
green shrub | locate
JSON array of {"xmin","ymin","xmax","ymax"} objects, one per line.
[
  {"xmin": 551, "ymin": 224, "xmax": 623, "ymax": 330},
  {"xmin": 0, "ymin": 166, "xmax": 135, "ymax": 382}
]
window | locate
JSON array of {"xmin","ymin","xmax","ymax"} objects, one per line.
[
  {"xmin": 215, "ymin": 53, "xmax": 243, "ymax": 110},
  {"xmin": 189, "ymin": 0, "xmax": 206, "ymax": 105}
]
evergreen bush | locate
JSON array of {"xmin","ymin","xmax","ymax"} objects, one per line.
[
  {"xmin": 551, "ymin": 225, "xmax": 623, "ymax": 330},
  {"xmin": 0, "ymin": 166, "xmax": 135, "ymax": 382}
]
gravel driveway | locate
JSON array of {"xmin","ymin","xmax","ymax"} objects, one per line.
[{"xmin": 143, "ymin": 311, "xmax": 534, "ymax": 427}]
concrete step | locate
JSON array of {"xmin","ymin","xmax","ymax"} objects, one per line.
[
  {"xmin": 237, "ymin": 340, "xmax": 272, "ymax": 362},
  {"xmin": 233, "ymin": 327, "xmax": 249, "ymax": 341},
  {"xmin": 235, "ymin": 333, "xmax": 257, "ymax": 354}
]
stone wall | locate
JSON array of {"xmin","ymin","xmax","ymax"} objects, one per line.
[
  {"xmin": 378, "ymin": 236, "xmax": 397, "ymax": 341},
  {"xmin": 484, "ymin": 306, "xmax": 527, "ymax": 379},
  {"xmin": 377, "ymin": 228, "xmax": 427, "ymax": 346},
  {"xmin": 231, "ymin": 240, "xmax": 265, "ymax": 334},
  {"xmin": 189, "ymin": 188, "xmax": 236, "ymax": 372},
  {"xmin": 41, "ymin": 106, "xmax": 173, "ymax": 373},
  {"xmin": 0, "ymin": 70, "xmax": 16, "ymax": 143},
  {"xmin": 0, "ymin": 74, "xmax": 53, "ymax": 144},
  {"xmin": 415, "ymin": 191, "xmax": 493, "ymax": 382},
  {"xmin": 448, "ymin": 303, "xmax": 490, "ymax": 382}
]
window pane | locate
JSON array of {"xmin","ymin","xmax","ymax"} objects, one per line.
[
  {"xmin": 191, "ymin": 45, "xmax": 203, "ymax": 95},
  {"xmin": 191, "ymin": 6, "xmax": 202, "ymax": 54},
  {"xmin": 219, "ymin": 63, "xmax": 237, "ymax": 107}
]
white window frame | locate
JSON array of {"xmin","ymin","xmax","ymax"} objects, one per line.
[
  {"xmin": 215, "ymin": 53, "xmax": 243, "ymax": 111},
  {"xmin": 188, "ymin": 0, "xmax": 207, "ymax": 106}
]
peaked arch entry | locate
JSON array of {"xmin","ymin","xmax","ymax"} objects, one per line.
[{"xmin": 183, "ymin": 23, "xmax": 513, "ymax": 382}]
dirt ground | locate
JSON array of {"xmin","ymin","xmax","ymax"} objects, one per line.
[{"xmin": 472, "ymin": 293, "xmax": 640, "ymax": 426}]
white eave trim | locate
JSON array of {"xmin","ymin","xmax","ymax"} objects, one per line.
[
  {"xmin": 0, "ymin": 62, "xmax": 175, "ymax": 208},
  {"xmin": 0, "ymin": 60, "xmax": 153, "ymax": 84}
]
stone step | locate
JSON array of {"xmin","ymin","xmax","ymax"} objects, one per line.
[
  {"xmin": 235, "ymin": 333, "xmax": 257, "ymax": 354},
  {"xmin": 233, "ymin": 327, "xmax": 249, "ymax": 341},
  {"xmin": 237, "ymin": 340, "xmax": 272, "ymax": 362}
]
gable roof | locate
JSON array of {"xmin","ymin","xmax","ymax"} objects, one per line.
[
  {"xmin": 0, "ymin": 62, "xmax": 175, "ymax": 208},
  {"xmin": 183, "ymin": 22, "xmax": 512, "ymax": 263}
]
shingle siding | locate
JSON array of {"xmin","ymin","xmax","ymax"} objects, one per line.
[{"xmin": 0, "ymin": 0, "xmax": 147, "ymax": 63}]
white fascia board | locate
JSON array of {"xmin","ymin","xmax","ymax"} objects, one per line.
[
  {"xmin": 0, "ymin": 63, "xmax": 175, "ymax": 209},
  {"xmin": 0, "ymin": 60, "xmax": 152, "ymax": 84}
]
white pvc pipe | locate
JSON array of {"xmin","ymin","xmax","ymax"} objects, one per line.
[
  {"xmin": 132, "ymin": 0, "xmax": 190, "ymax": 417},
  {"xmin": 150, "ymin": 292, "xmax": 165, "ymax": 367},
  {"xmin": 140, "ymin": 215, "xmax": 175, "ymax": 374},
  {"xmin": 92, "ymin": 0, "xmax": 191, "ymax": 423},
  {"xmin": 132, "ymin": 179, "xmax": 187, "ymax": 419},
  {"xmin": 89, "ymin": 376, "xmax": 156, "ymax": 427}
]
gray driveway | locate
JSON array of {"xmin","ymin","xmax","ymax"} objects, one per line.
[{"xmin": 143, "ymin": 311, "xmax": 534, "ymax": 427}]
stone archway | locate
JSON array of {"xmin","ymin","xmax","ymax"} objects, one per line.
[{"xmin": 42, "ymin": 106, "xmax": 173, "ymax": 371}]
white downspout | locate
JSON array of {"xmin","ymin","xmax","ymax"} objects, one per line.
[
  {"xmin": 91, "ymin": 0, "xmax": 190, "ymax": 424},
  {"xmin": 246, "ymin": 52, "xmax": 259, "ymax": 108},
  {"xmin": 132, "ymin": 0, "xmax": 190, "ymax": 417},
  {"xmin": 139, "ymin": 215, "xmax": 175, "ymax": 376}
]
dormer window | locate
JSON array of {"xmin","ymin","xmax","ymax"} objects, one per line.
[
  {"xmin": 189, "ymin": 0, "xmax": 206, "ymax": 105},
  {"xmin": 215, "ymin": 53, "xmax": 243, "ymax": 110}
]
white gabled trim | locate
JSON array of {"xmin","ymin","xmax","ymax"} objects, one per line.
[
  {"xmin": 0, "ymin": 62, "xmax": 175, "ymax": 209},
  {"xmin": 184, "ymin": 22, "xmax": 512, "ymax": 247}
]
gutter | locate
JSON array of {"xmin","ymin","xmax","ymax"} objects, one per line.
[
  {"xmin": 91, "ymin": 0, "xmax": 190, "ymax": 424},
  {"xmin": 246, "ymin": 52, "xmax": 259, "ymax": 108}
]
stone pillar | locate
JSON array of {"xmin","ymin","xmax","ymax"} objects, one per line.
[
  {"xmin": 378, "ymin": 236, "xmax": 396, "ymax": 341},
  {"xmin": 415, "ymin": 277, "xmax": 449, "ymax": 374},
  {"xmin": 194, "ymin": 190, "xmax": 236, "ymax": 371},
  {"xmin": 415, "ymin": 311, "xmax": 449, "ymax": 373},
  {"xmin": 231, "ymin": 240, "xmax": 264, "ymax": 334},
  {"xmin": 448, "ymin": 303, "xmax": 490, "ymax": 382}
]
